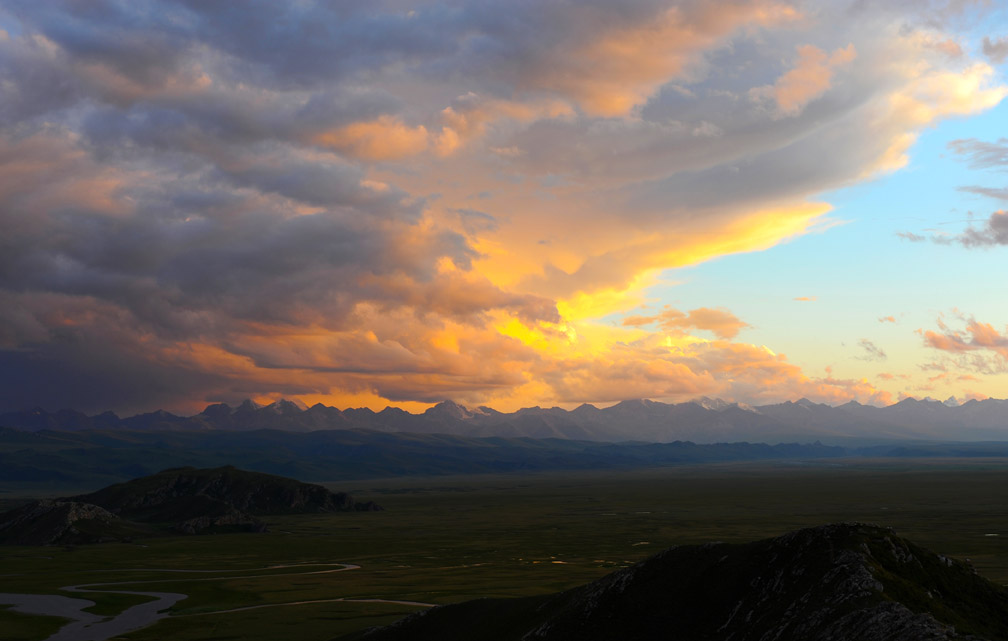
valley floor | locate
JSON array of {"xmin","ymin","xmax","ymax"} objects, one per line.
[{"xmin": 2, "ymin": 458, "xmax": 1007, "ymax": 641}]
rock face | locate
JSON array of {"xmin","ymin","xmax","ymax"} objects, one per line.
[
  {"xmin": 0, "ymin": 500, "xmax": 134, "ymax": 545},
  {"xmin": 346, "ymin": 524, "xmax": 1008, "ymax": 641},
  {"xmin": 174, "ymin": 507, "xmax": 268, "ymax": 535},
  {"xmin": 0, "ymin": 466, "xmax": 381, "ymax": 543}
]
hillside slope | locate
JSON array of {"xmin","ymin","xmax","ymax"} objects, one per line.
[
  {"xmin": 345, "ymin": 523, "xmax": 1008, "ymax": 641},
  {"xmin": 0, "ymin": 500, "xmax": 150, "ymax": 545}
]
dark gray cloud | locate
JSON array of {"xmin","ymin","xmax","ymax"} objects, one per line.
[
  {"xmin": 857, "ymin": 338, "xmax": 887, "ymax": 361},
  {"xmin": 982, "ymin": 36, "xmax": 1008, "ymax": 64},
  {"xmin": 901, "ymin": 212, "xmax": 1008, "ymax": 248},
  {"xmin": 907, "ymin": 138, "xmax": 1008, "ymax": 249},
  {"xmin": 955, "ymin": 211, "xmax": 1008, "ymax": 247},
  {"xmin": 0, "ymin": 0, "xmax": 578, "ymax": 412},
  {"xmin": 0, "ymin": 329, "xmax": 226, "ymax": 415},
  {"xmin": 7, "ymin": 1, "xmax": 449, "ymax": 89},
  {"xmin": 959, "ymin": 185, "xmax": 1008, "ymax": 201}
]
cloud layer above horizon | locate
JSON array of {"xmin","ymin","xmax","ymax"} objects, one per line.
[{"xmin": 1, "ymin": 0, "xmax": 1005, "ymax": 414}]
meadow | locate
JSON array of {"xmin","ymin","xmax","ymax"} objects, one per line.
[{"xmin": 2, "ymin": 457, "xmax": 1008, "ymax": 641}]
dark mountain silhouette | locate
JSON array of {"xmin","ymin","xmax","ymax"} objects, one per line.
[
  {"xmin": 343, "ymin": 523, "xmax": 1008, "ymax": 641},
  {"xmin": 4, "ymin": 396, "xmax": 1008, "ymax": 443},
  {"xmin": 0, "ymin": 466, "xmax": 380, "ymax": 543}
]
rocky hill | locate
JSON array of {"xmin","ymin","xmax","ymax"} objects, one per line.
[
  {"xmin": 344, "ymin": 523, "xmax": 1008, "ymax": 641},
  {"xmin": 0, "ymin": 466, "xmax": 381, "ymax": 543},
  {"xmin": 74, "ymin": 465, "xmax": 380, "ymax": 516},
  {"xmin": 0, "ymin": 500, "xmax": 149, "ymax": 545}
]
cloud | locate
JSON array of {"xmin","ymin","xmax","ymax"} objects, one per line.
[
  {"xmin": 856, "ymin": 339, "xmax": 888, "ymax": 361},
  {"xmin": 540, "ymin": 332, "xmax": 891, "ymax": 407},
  {"xmin": 959, "ymin": 186, "xmax": 1008, "ymax": 201},
  {"xmin": 623, "ymin": 306, "xmax": 750, "ymax": 339},
  {"xmin": 982, "ymin": 36, "xmax": 1008, "ymax": 64},
  {"xmin": 0, "ymin": 1, "xmax": 1003, "ymax": 413},
  {"xmin": 899, "ymin": 211, "xmax": 1008, "ymax": 247},
  {"xmin": 313, "ymin": 116, "xmax": 431, "ymax": 161},
  {"xmin": 878, "ymin": 315, "xmax": 896, "ymax": 323},
  {"xmin": 947, "ymin": 137, "xmax": 1008, "ymax": 169},
  {"xmin": 751, "ymin": 43, "xmax": 857, "ymax": 117},
  {"xmin": 954, "ymin": 211, "xmax": 1008, "ymax": 247},
  {"xmin": 440, "ymin": 0, "xmax": 801, "ymax": 118},
  {"xmin": 904, "ymin": 211, "xmax": 1008, "ymax": 248},
  {"xmin": 794, "ymin": 296, "xmax": 816, "ymax": 302},
  {"xmin": 923, "ymin": 36, "xmax": 963, "ymax": 59},
  {"xmin": 920, "ymin": 314, "xmax": 1008, "ymax": 373}
]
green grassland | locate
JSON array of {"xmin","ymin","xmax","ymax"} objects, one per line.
[
  {"xmin": 2, "ymin": 458, "xmax": 1008, "ymax": 641},
  {"xmin": 0, "ymin": 605, "xmax": 68, "ymax": 641}
]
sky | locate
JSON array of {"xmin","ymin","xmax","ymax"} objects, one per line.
[{"xmin": 1, "ymin": 0, "xmax": 1007, "ymax": 416}]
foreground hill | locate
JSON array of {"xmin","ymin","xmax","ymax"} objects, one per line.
[
  {"xmin": 0, "ymin": 466, "xmax": 380, "ymax": 543},
  {"xmin": 345, "ymin": 523, "xmax": 1008, "ymax": 641},
  {"xmin": 4, "ymin": 396, "xmax": 1008, "ymax": 443}
]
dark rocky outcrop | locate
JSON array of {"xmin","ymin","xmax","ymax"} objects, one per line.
[
  {"xmin": 0, "ymin": 466, "xmax": 380, "ymax": 543},
  {"xmin": 0, "ymin": 500, "xmax": 147, "ymax": 545},
  {"xmin": 173, "ymin": 507, "xmax": 268, "ymax": 535},
  {"xmin": 74, "ymin": 465, "xmax": 374, "ymax": 516},
  {"xmin": 345, "ymin": 523, "xmax": 1008, "ymax": 641},
  {"xmin": 70, "ymin": 466, "xmax": 381, "ymax": 534}
]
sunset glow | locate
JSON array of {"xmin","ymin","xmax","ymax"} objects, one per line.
[{"xmin": 2, "ymin": 1, "xmax": 1007, "ymax": 415}]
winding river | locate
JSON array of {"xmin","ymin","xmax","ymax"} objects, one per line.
[{"xmin": 0, "ymin": 562, "xmax": 433, "ymax": 641}]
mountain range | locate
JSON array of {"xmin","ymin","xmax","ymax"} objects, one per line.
[{"xmin": 4, "ymin": 396, "xmax": 1008, "ymax": 444}]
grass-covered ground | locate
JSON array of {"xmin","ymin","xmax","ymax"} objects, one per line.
[{"xmin": 2, "ymin": 458, "xmax": 1008, "ymax": 640}]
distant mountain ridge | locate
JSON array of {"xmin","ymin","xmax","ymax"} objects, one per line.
[
  {"xmin": 4, "ymin": 395, "xmax": 1008, "ymax": 443},
  {"xmin": 0, "ymin": 426, "xmax": 853, "ymax": 488}
]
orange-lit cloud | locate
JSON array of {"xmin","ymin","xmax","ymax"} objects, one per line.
[
  {"xmin": 624, "ymin": 306, "xmax": 750, "ymax": 339},
  {"xmin": 752, "ymin": 43, "xmax": 857, "ymax": 117},
  {"xmin": 503, "ymin": 1, "xmax": 800, "ymax": 117},
  {"xmin": 871, "ymin": 62, "xmax": 1006, "ymax": 174},
  {"xmin": 0, "ymin": 1, "xmax": 1004, "ymax": 415},
  {"xmin": 314, "ymin": 116, "xmax": 431, "ymax": 161},
  {"xmin": 921, "ymin": 315, "xmax": 1008, "ymax": 374},
  {"xmin": 877, "ymin": 372, "xmax": 910, "ymax": 381}
]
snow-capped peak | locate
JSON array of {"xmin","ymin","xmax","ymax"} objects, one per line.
[
  {"xmin": 691, "ymin": 397, "xmax": 731, "ymax": 411},
  {"xmin": 265, "ymin": 398, "xmax": 309, "ymax": 413}
]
